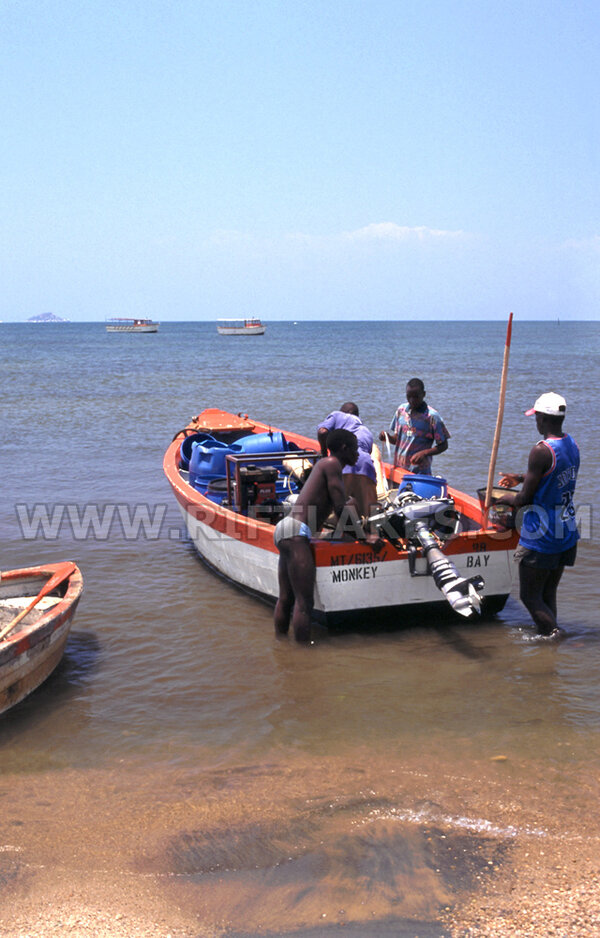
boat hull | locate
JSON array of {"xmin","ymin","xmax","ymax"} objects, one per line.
[
  {"xmin": 216, "ymin": 319, "xmax": 265, "ymax": 335},
  {"xmin": 106, "ymin": 324, "xmax": 158, "ymax": 333},
  {"xmin": 178, "ymin": 500, "xmax": 512, "ymax": 621},
  {"xmin": 165, "ymin": 411, "xmax": 518, "ymax": 627},
  {"xmin": 0, "ymin": 563, "xmax": 83, "ymax": 714}
]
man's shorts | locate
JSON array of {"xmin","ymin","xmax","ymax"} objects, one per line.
[
  {"xmin": 342, "ymin": 450, "xmax": 377, "ymax": 483},
  {"xmin": 514, "ymin": 543, "xmax": 577, "ymax": 570},
  {"xmin": 273, "ymin": 516, "xmax": 312, "ymax": 547}
]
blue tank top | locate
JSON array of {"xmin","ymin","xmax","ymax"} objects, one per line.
[{"xmin": 519, "ymin": 434, "xmax": 580, "ymax": 553}]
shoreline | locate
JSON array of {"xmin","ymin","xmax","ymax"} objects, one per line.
[{"xmin": 1, "ymin": 753, "xmax": 599, "ymax": 937}]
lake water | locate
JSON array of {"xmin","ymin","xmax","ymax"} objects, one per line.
[{"xmin": 1, "ymin": 320, "xmax": 599, "ymax": 936}]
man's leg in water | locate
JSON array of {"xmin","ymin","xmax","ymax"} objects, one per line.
[
  {"xmin": 519, "ymin": 563, "xmax": 561, "ymax": 635},
  {"xmin": 278, "ymin": 536, "xmax": 315, "ymax": 643},
  {"xmin": 274, "ymin": 548, "xmax": 294, "ymax": 636},
  {"xmin": 542, "ymin": 564, "xmax": 565, "ymax": 622}
]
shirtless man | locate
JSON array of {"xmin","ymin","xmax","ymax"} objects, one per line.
[{"xmin": 273, "ymin": 428, "xmax": 383, "ymax": 643}]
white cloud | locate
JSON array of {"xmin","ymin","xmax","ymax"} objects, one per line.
[
  {"xmin": 340, "ymin": 222, "xmax": 465, "ymax": 242},
  {"xmin": 205, "ymin": 222, "xmax": 467, "ymax": 251}
]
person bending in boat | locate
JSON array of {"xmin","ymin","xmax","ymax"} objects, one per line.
[
  {"xmin": 273, "ymin": 428, "xmax": 383, "ymax": 643},
  {"xmin": 497, "ymin": 392, "xmax": 580, "ymax": 637},
  {"xmin": 317, "ymin": 402, "xmax": 378, "ymax": 519},
  {"xmin": 379, "ymin": 378, "xmax": 450, "ymax": 474}
]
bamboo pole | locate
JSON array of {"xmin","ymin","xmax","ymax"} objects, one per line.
[{"xmin": 484, "ymin": 312, "xmax": 514, "ymax": 519}]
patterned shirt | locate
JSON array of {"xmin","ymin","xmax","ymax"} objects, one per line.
[{"xmin": 388, "ymin": 402, "xmax": 450, "ymax": 474}]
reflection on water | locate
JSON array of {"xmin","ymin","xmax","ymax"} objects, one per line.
[{"xmin": 1, "ymin": 322, "xmax": 600, "ymax": 932}]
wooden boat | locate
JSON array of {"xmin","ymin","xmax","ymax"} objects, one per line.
[
  {"xmin": 217, "ymin": 318, "xmax": 265, "ymax": 335},
  {"xmin": 164, "ymin": 409, "xmax": 518, "ymax": 628},
  {"xmin": 0, "ymin": 562, "xmax": 83, "ymax": 714},
  {"xmin": 106, "ymin": 318, "xmax": 159, "ymax": 333}
]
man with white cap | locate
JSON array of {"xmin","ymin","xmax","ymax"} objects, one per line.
[{"xmin": 498, "ymin": 392, "xmax": 580, "ymax": 636}]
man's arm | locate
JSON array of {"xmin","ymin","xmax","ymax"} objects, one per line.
[
  {"xmin": 326, "ymin": 466, "xmax": 383, "ymax": 551},
  {"xmin": 498, "ymin": 472, "xmax": 523, "ymax": 488},
  {"xmin": 325, "ymin": 461, "xmax": 383, "ymax": 550},
  {"xmin": 317, "ymin": 426, "xmax": 330, "ymax": 457},
  {"xmin": 323, "ymin": 459, "xmax": 350, "ymax": 519},
  {"xmin": 497, "ymin": 443, "xmax": 552, "ymax": 507},
  {"xmin": 379, "ymin": 409, "xmax": 400, "ymax": 445},
  {"xmin": 410, "ymin": 412, "xmax": 449, "ymax": 466},
  {"xmin": 411, "ymin": 439, "xmax": 448, "ymax": 465}
]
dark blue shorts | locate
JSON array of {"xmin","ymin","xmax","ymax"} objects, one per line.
[{"xmin": 514, "ymin": 543, "xmax": 577, "ymax": 570}]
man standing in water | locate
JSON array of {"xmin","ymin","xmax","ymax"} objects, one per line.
[
  {"xmin": 498, "ymin": 392, "xmax": 580, "ymax": 637},
  {"xmin": 273, "ymin": 429, "xmax": 383, "ymax": 643},
  {"xmin": 379, "ymin": 378, "xmax": 450, "ymax": 475}
]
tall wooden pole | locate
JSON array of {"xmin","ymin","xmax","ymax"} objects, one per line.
[{"xmin": 484, "ymin": 312, "xmax": 513, "ymax": 516}]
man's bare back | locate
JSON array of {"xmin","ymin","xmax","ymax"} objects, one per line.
[
  {"xmin": 290, "ymin": 455, "xmax": 348, "ymax": 533},
  {"xmin": 273, "ymin": 428, "xmax": 382, "ymax": 643}
]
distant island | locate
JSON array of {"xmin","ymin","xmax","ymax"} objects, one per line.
[{"xmin": 27, "ymin": 312, "xmax": 69, "ymax": 323}]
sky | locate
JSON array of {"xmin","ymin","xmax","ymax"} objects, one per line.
[{"xmin": 1, "ymin": 0, "xmax": 600, "ymax": 322}]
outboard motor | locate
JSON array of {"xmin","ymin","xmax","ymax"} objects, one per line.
[{"xmin": 370, "ymin": 491, "xmax": 485, "ymax": 618}]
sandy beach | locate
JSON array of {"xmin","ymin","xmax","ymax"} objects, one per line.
[{"xmin": 1, "ymin": 749, "xmax": 599, "ymax": 938}]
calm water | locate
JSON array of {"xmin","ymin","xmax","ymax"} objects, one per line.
[{"xmin": 1, "ymin": 320, "xmax": 599, "ymax": 935}]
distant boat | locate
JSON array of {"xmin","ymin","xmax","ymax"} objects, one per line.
[
  {"xmin": 106, "ymin": 318, "xmax": 159, "ymax": 333},
  {"xmin": 217, "ymin": 318, "xmax": 265, "ymax": 336},
  {"xmin": 0, "ymin": 562, "xmax": 83, "ymax": 714}
]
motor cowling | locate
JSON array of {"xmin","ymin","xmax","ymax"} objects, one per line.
[
  {"xmin": 369, "ymin": 493, "xmax": 484, "ymax": 618},
  {"xmin": 370, "ymin": 492, "xmax": 459, "ymax": 545}
]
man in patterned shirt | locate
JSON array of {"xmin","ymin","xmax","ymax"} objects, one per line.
[{"xmin": 379, "ymin": 378, "xmax": 450, "ymax": 475}]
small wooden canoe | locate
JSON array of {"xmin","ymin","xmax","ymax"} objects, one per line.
[{"xmin": 0, "ymin": 562, "xmax": 83, "ymax": 715}]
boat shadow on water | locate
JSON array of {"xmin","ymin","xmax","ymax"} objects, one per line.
[{"xmin": 320, "ymin": 610, "xmax": 498, "ymax": 661}]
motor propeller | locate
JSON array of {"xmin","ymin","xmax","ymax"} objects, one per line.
[{"xmin": 370, "ymin": 493, "xmax": 485, "ymax": 618}]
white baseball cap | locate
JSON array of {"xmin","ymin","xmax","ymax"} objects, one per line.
[{"xmin": 525, "ymin": 392, "xmax": 567, "ymax": 417}]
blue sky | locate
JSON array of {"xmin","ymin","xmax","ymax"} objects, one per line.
[{"xmin": 2, "ymin": 0, "xmax": 599, "ymax": 321}]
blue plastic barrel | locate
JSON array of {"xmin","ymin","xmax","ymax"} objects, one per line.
[
  {"xmin": 399, "ymin": 473, "xmax": 448, "ymax": 499},
  {"xmin": 236, "ymin": 431, "xmax": 287, "ymax": 454},
  {"xmin": 205, "ymin": 478, "xmax": 229, "ymax": 504},
  {"xmin": 179, "ymin": 433, "xmax": 216, "ymax": 471},
  {"xmin": 188, "ymin": 439, "xmax": 242, "ymax": 488}
]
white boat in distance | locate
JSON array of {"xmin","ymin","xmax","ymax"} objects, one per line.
[
  {"xmin": 217, "ymin": 318, "xmax": 265, "ymax": 335},
  {"xmin": 106, "ymin": 318, "xmax": 159, "ymax": 333}
]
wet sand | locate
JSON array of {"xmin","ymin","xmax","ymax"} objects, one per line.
[{"xmin": 1, "ymin": 749, "xmax": 599, "ymax": 937}]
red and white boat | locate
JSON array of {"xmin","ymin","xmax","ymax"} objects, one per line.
[
  {"xmin": 164, "ymin": 409, "xmax": 518, "ymax": 627},
  {"xmin": 0, "ymin": 562, "xmax": 83, "ymax": 714},
  {"xmin": 106, "ymin": 317, "xmax": 159, "ymax": 333},
  {"xmin": 216, "ymin": 318, "xmax": 265, "ymax": 335}
]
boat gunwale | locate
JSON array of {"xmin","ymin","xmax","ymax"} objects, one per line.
[
  {"xmin": 164, "ymin": 411, "xmax": 519, "ymax": 562},
  {"xmin": 0, "ymin": 563, "xmax": 84, "ymax": 662}
]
